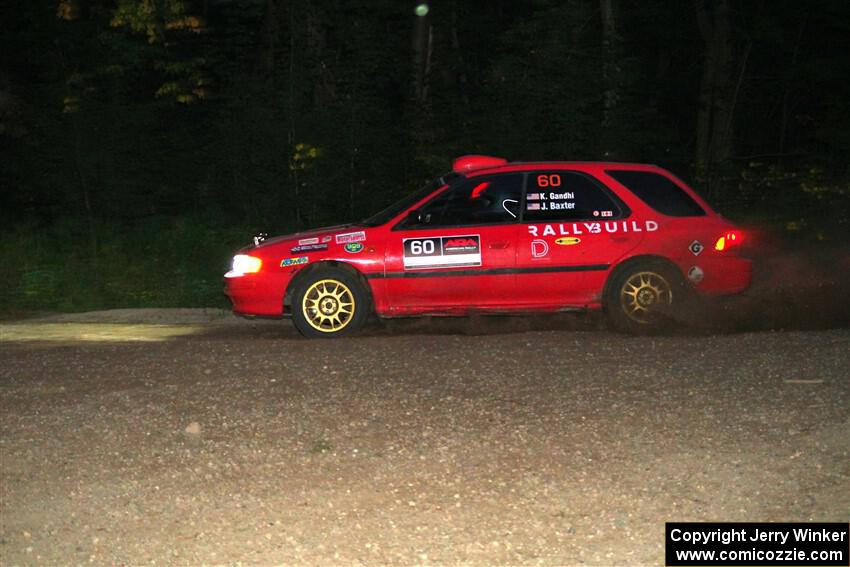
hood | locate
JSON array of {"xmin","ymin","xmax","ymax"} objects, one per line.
[{"xmin": 252, "ymin": 224, "xmax": 356, "ymax": 249}]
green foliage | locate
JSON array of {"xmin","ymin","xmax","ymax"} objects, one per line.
[
  {"xmin": 0, "ymin": 218, "xmax": 247, "ymax": 313},
  {"xmin": 111, "ymin": 0, "xmax": 191, "ymax": 42},
  {"xmin": 708, "ymin": 162, "xmax": 850, "ymax": 241}
]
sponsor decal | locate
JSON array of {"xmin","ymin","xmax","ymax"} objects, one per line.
[
  {"xmin": 527, "ymin": 220, "xmax": 659, "ymax": 237},
  {"xmin": 555, "ymin": 237, "xmax": 581, "ymax": 246},
  {"xmin": 335, "ymin": 231, "xmax": 366, "ymax": 244},
  {"xmin": 291, "ymin": 243, "xmax": 328, "ymax": 253},
  {"xmin": 403, "ymin": 235, "xmax": 481, "ymax": 270},
  {"xmin": 298, "ymin": 237, "xmax": 319, "ymax": 245},
  {"xmin": 344, "ymin": 242, "xmax": 364, "ymax": 253},
  {"xmin": 531, "ymin": 239, "xmax": 549, "ymax": 258},
  {"xmin": 280, "ymin": 256, "xmax": 309, "ymax": 267},
  {"xmin": 688, "ymin": 266, "xmax": 705, "ymax": 284},
  {"xmin": 443, "ymin": 237, "xmax": 478, "ymax": 251},
  {"xmin": 689, "ymin": 240, "xmax": 704, "ymax": 256},
  {"xmin": 321, "ymin": 235, "xmax": 332, "ymax": 243}
]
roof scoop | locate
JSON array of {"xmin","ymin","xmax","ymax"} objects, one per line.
[{"xmin": 452, "ymin": 155, "xmax": 508, "ymax": 173}]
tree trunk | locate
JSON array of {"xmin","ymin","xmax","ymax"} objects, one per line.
[
  {"xmin": 600, "ymin": 0, "xmax": 621, "ymax": 157},
  {"xmin": 695, "ymin": 0, "xmax": 735, "ymax": 189},
  {"xmin": 412, "ymin": 6, "xmax": 433, "ymax": 103},
  {"xmin": 450, "ymin": 1, "xmax": 469, "ymax": 107},
  {"xmin": 780, "ymin": 18, "xmax": 806, "ymax": 154},
  {"xmin": 263, "ymin": 0, "xmax": 278, "ymax": 75},
  {"xmin": 287, "ymin": 3, "xmax": 302, "ymax": 228}
]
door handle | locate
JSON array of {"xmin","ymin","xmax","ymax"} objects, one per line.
[{"xmin": 488, "ymin": 240, "xmax": 510, "ymax": 249}]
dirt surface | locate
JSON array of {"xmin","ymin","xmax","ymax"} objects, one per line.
[
  {"xmin": 1, "ymin": 307, "xmax": 848, "ymax": 565},
  {"xmin": 2, "ymin": 242, "xmax": 850, "ymax": 566}
]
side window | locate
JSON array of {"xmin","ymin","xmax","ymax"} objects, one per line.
[
  {"xmin": 408, "ymin": 173, "xmax": 523, "ymax": 227},
  {"xmin": 606, "ymin": 170, "xmax": 706, "ymax": 217},
  {"xmin": 524, "ymin": 171, "xmax": 624, "ymax": 221}
]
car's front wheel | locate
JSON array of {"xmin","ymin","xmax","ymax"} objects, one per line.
[
  {"xmin": 605, "ymin": 261, "xmax": 687, "ymax": 334},
  {"xmin": 291, "ymin": 269, "xmax": 370, "ymax": 338}
]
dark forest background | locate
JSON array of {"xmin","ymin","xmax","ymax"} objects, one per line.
[{"xmin": 1, "ymin": 0, "xmax": 848, "ymax": 313}]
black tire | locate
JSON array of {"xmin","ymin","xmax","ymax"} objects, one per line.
[
  {"xmin": 290, "ymin": 268, "xmax": 371, "ymax": 338},
  {"xmin": 605, "ymin": 261, "xmax": 688, "ymax": 335}
]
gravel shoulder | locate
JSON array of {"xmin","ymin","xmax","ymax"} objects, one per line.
[{"xmin": 1, "ymin": 316, "xmax": 848, "ymax": 565}]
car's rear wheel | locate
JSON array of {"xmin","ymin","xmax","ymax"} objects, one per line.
[
  {"xmin": 291, "ymin": 269, "xmax": 370, "ymax": 338},
  {"xmin": 605, "ymin": 261, "xmax": 686, "ymax": 334}
]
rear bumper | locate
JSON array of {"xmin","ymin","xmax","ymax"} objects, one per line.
[
  {"xmin": 686, "ymin": 256, "xmax": 752, "ymax": 296},
  {"xmin": 223, "ymin": 273, "xmax": 290, "ymax": 316}
]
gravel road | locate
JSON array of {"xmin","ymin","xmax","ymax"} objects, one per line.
[{"xmin": 1, "ymin": 312, "xmax": 849, "ymax": 565}]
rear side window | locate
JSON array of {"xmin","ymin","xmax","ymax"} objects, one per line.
[
  {"xmin": 606, "ymin": 170, "xmax": 706, "ymax": 217},
  {"xmin": 523, "ymin": 171, "xmax": 626, "ymax": 221}
]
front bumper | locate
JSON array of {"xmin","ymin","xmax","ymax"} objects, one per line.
[{"xmin": 224, "ymin": 272, "xmax": 291, "ymax": 316}]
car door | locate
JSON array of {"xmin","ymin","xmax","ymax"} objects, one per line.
[
  {"xmin": 514, "ymin": 170, "xmax": 643, "ymax": 307},
  {"xmin": 383, "ymin": 173, "xmax": 523, "ymax": 314}
]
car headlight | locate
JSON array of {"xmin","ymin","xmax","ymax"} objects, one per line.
[{"xmin": 226, "ymin": 254, "xmax": 263, "ymax": 278}]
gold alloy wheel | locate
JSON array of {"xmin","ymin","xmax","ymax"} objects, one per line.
[
  {"xmin": 301, "ymin": 279, "xmax": 356, "ymax": 333},
  {"xmin": 619, "ymin": 271, "xmax": 673, "ymax": 325}
]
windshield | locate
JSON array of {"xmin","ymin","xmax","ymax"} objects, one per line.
[{"xmin": 359, "ymin": 172, "xmax": 460, "ymax": 227}]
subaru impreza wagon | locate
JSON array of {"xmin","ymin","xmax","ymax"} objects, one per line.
[{"xmin": 225, "ymin": 155, "xmax": 751, "ymax": 337}]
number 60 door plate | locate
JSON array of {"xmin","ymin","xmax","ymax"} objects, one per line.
[{"xmin": 402, "ymin": 235, "xmax": 481, "ymax": 270}]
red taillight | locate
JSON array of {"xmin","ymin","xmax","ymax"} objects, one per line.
[{"xmin": 714, "ymin": 230, "xmax": 742, "ymax": 251}]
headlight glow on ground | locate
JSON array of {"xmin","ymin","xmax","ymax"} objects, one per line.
[{"xmin": 0, "ymin": 323, "xmax": 203, "ymax": 343}]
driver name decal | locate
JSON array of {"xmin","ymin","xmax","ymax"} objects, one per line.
[{"xmin": 403, "ymin": 235, "xmax": 481, "ymax": 270}]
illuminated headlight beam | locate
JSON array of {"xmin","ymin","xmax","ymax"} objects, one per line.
[{"xmin": 226, "ymin": 254, "xmax": 262, "ymax": 278}]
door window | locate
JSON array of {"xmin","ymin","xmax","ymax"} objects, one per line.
[{"xmin": 401, "ymin": 173, "xmax": 524, "ymax": 228}]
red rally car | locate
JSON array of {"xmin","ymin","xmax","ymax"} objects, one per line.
[{"xmin": 225, "ymin": 155, "xmax": 751, "ymax": 337}]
